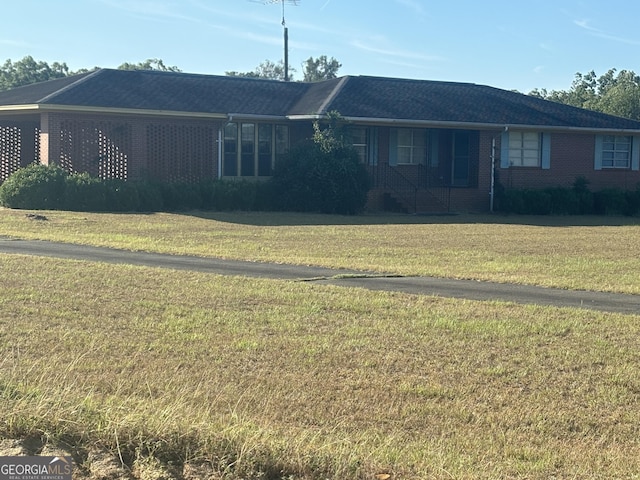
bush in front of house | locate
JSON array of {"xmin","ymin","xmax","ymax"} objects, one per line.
[
  {"xmin": 0, "ymin": 164, "xmax": 273, "ymax": 212},
  {"xmin": 270, "ymin": 139, "xmax": 369, "ymax": 214},
  {"xmin": 0, "ymin": 163, "xmax": 67, "ymax": 209},
  {"xmin": 63, "ymin": 172, "xmax": 107, "ymax": 211},
  {"xmin": 594, "ymin": 187, "xmax": 640, "ymax": 216},
  {"xmin": 270, "ymin": 113, "xmax": 370, "ymax": 215},
  {"xmin": 496, "ymin": 177, "xmax": 640, "ymax": 216}
]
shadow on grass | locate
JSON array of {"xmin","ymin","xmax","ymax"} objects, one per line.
[{"xmin": 183, "ymin": 210, "xmax": 640, "ymax": 228}]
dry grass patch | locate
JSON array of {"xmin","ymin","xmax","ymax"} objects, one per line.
[
  {"xmin": 2, "ymin": 209, "xmax": 640, "ymax": 294},
  {"xmin": 1, "ymin": 255, "xmax": 640, "ymax": 478}
]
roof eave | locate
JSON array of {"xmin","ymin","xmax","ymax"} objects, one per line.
[
  {"xmin": 291, "ymin": 114, "xmax": 640, "ymax": 134},
  {"xmin": 0, "ymin": 103, "xmax": 228, "ymax": 120},
  {"xmin": 226, "ymin": 113, "xmax": 289, "ymax": 122}
]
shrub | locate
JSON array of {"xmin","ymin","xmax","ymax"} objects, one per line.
[
  {"xmin": 64, "ymin": 173, "xmax": 107, "ymax": 211},
  {"xmin": 497, "ymin": 180, "xmax": 640, "ymax": 217},
  {"xmin": 544, "ymin": 186, "xmax": 580, "ymax": 215},
  {"xmin": 104, "ymin": 179, "xmax": 140, "ymax": 212},
  {"xmin": 270, "ymin": 112, "xmax": 370, "ymax": 215},
  {"xmin": 625, "ymin": 185, "xmax": 640, "ymax": 216},
  {"xmin": 211, "ymin": 179, "xmax": 258, "ymax": 211},
  {"xmin": 572, "ymin": 176, "xmax": 594, "ymax": 214},
  {"xmin": 594, "ymin": 188, "xmax": 631, "ymax": 215},
  {"xmin": 0, "ymin": 163, "xmax": 67, "ymax": 209},
  {"xmin": 134, "ymin": 181, "xmax": 164, "ymax": 212}
]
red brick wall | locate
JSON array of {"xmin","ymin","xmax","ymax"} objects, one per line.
[
  {"xmin": 497, "ymin": 132, "xmax": 640, "ymax": 192},
  {"xmin": 39, "ymin": 112, "xmax": 223, "ymax": 183}
]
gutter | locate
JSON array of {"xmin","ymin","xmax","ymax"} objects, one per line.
[
  {"xmin": 286, "ymin": 115, "xmax": 640, "ymax": 134},
  {"xmin": 225, "ymin": 113, "xmax": 288, "ymax": 122},
  {"xmin": 0, "ymin": 103, "xmax": 227, "ymax": 120}
]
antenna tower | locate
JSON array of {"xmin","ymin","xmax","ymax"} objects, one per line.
[{"xmin": 259, "ymin": 0, "xmax": 300, "ymax": 81}]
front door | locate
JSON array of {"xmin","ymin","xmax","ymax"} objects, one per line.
[{"xmin": 451, "ymin": 131, "xmax": 470, "ymax": 187}]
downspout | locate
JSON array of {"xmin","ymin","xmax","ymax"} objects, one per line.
[
  {"xmin": 217, "ymin": 127, "xmax": 222, "ymax": 179},
  {"xmin": 490, "ymin": 136, "xmax": 496, "ymax": 213}
]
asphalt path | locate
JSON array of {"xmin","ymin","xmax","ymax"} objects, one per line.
[{"xmin": 1, "ymin": 237, "xmax": 639, "ymax": 315}]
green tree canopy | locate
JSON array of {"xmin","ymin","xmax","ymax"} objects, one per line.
[
  {"xmin": 0, "ymin": 57, "xmax": 180, "ymax": 91},
  {"xmin": 302, "ymin": 55, "xmax": 341, "ymax": 82},
  {"xmin": 270, "ymin": 111, "xmax": 369, "ymax": 214},
  {"xmin": 0, "ymin": 56, "xmax": 71, "ymax": 91},
  {"xmin": 117, "ymin": 58, "xmax": 181, "ymax": 72},
  {"xmin": 529, "ymin": 68, "xmax": 640, "ymax": 120},
  {"xmin": 226, "ymin": 59, "xmax": 295, "ymax": 81},
  {"xmin": 226, "ymin": 55, "xmax": 341, "ymax": 82}
]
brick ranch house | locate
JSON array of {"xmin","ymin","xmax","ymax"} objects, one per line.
[{"xmin": 1, "ymin": 68, "xmax": 640, "ymax": 212}]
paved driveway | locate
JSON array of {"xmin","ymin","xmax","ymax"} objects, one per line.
[{"xmin": 1, "ymin": 237, "xmax": 639, "ymax": 315}]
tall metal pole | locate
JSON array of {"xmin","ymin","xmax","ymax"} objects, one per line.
[
  {"xmin": 256, "ymin": 0, "xmax": 299, "ymax": 81},
  {"xmin": 284, "ymin": 26, "xmax": 289, "ymax": 82}
]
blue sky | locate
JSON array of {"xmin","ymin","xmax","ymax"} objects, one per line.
[{"xmin": 2, "ymin": 0, "xmax": 640, "ymax": 93}]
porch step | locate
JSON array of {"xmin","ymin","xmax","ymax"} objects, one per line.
[{"xmin": 384, "ymin": 190, "xmax": 450, "ymax": 214}]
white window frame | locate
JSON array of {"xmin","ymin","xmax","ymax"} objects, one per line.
[
  {"xmin": 508, "ymin": 131, "xmax": 540, "ymax": 167},
  {"xmin": 601, "ymin": 135, "xmax": 631, "ymax": 169},
  {"xmin": 223, "ymin": 122, "xmax": 289, "ymax": 177},
  {"xmin": 395, "ymin": 128, "xmax": 427, "ymax": 165},
  {"xmin": 350, "ymin": 126, "xmax": 368, "ymax": 164}
]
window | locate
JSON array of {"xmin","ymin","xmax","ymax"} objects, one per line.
[
  {"xmin": 241, "ymin": 123, "xmax": 255, "ymax": 176},
  {"xmin": 508, "ymin": 131, "xmax": 540, "ymax": 167},
  {"xmin": 223, "ymin": 122, "xmax": 289, "ymax": 177},
  {"xmin": 223, "ymin": 123, "xmax": 238, "ymax": 176},
  {"xmin": 391, "ymin": 128, "xmax": 427, "ymax": 165},
  {"xmin": 350, "ymin": 127, "xmax": 368, "ymax": 163},
  {"xmin": 602, "ymin": 135, "xmax": 631, "ymax": 168}
]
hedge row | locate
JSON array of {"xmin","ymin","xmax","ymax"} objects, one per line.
[
  {"xmin": 496, "ymin": 178, "xmax": 640, "ymax": 216},
  {"xmin": 0, "ymin": 165, "xmax": 274, "ymax": 212}
]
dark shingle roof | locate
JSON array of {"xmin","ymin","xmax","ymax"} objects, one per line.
[
  {"xmin": 324, "ymin": 76, "xmax": 640, "ymax": 130},
  {"xmin": 0, "ymin": 71, "xmax": 95, "ymax": 105},
  {"xmin": 0, "ymin": 69, "xmax": 309, "ymax": 116},
  {"xmin": 1, "ymin": 69, "xmax": 640, "ymax": 131}
]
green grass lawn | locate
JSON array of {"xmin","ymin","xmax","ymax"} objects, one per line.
[
  {"xmin": 2, "ymin": 209, "xmax": 640, "ymax": 293},
  {"xmin": 1, "ymin": 209, "xmax": 640, "ymax": 479}
]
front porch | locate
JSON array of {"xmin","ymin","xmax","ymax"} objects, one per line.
[{"xmin": 364, "ymin": 128, "xmax": 489, "ymax": 213}]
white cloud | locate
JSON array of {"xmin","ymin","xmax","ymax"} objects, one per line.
[
  {"xmin": 351, "ymin": 39, "xmax": 443, "ymax": 62},
  {"xmin": 574, "ymin": 18, "xmax": 640, "ymax": 46}
]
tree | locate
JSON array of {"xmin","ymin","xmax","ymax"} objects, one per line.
[
  {"xmin": 270, "ymin": 111, "xmax": 369, "ymax": 214},
  {"xmin": 529, "ymin": 68, "xmax": 640, "ymax": 120},
  {"xmin": 117, "ymin": 58, "xmax": 181, "ymax": 72},
  {"xmin": 302, "ymin": 55, "xmax": 341, "ymax": 82},
  {"xmin": 0, "ymin": 57, "xmax": 181, "ymax": 92},
  {"xmin": 226, "ymin": 55, "xmax": 341, "ymax": 82},
  {"xmin": 0, "ymin": 56, "xmax": 71, "ymax": 91},
  {"xmin": 226, "ymin": 59, "xmax": 295, "ymax": 81}
]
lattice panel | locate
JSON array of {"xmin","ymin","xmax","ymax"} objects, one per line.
[
  {"xmin": 59, "ymin": 120, "xmax": 131, "ymax": 179},
  {"xmin": 147, "ymin": 123, "xmax": 216, "ymax": 183},
  {"xmin": 0, "ymin": 126, "xmax": 21, "ymax": 182}
]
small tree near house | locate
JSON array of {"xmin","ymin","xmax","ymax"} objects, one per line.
[{"xmin": 270, "ymin": 111, "xmax": 370, "ymax": 215}]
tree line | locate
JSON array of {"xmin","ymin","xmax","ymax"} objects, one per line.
[
  {"xmin": 529, "ymin": 69, "xmax": 640, "ymax": 120},
  {"xmin": 2, "ymin": 56, "xmax": 640, "ymax": 121},
  {"xmin": 0, "ymin": 55, "xmax": 340, "ymax": 91}
]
